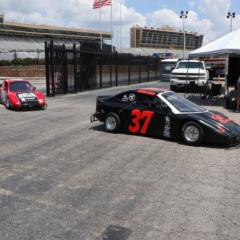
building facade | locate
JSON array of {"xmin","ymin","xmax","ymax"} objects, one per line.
[{"xmin": 131, "ymin": 26, "xmax": 203, "ymax": 51}]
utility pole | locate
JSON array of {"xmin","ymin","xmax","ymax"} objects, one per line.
[{"xmin": 180, "ymin": 11, "xmax": 188, "ymax": 60}]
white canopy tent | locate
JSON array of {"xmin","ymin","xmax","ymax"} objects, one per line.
[{"xmin": 190, "ymin": 29, "xmax": 240, "ymax": 58}]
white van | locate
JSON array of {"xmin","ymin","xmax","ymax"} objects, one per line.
[
  {"xmin": 160, "ymin": 59, "xmax": 178, "ymax": 82},
  {"xmin": 170, "ymin": 60, "xmax": 208, "ymax": 91}
]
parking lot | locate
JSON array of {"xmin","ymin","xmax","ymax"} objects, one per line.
[{"xmin": 1, "ymin": 81, "xmax": 240, "ymax": 240}]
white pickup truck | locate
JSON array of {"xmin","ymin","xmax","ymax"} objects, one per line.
[{"xmin": 170, "ymin": 60, "xmax": 208, "ymax": 91}]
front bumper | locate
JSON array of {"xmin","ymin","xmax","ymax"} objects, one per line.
[
  {"xmin": 90, "ymin": 112, "xmax": 104, "ymax": 123},
  {"xmin": 229, "ymin": 135, "xmax": 240, "ymax": 146},
  {"xmin": 170, "ymin": 79, "xmax": 206, "ymax": 87},
  {"xmin": 13, "ymin": 101, "xmax": 46, "ymax": 109}
]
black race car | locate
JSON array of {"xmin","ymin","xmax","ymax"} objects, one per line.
[{"xmin": 91, "ymin": 88, "xmax": 240, "ymax": 146}]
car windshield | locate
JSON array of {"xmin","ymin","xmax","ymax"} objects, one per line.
[
  {"xmin": 162, "ymin": 92, "xmax": 206, "ymax": 113},
  {"xmin": 10, "ymin": 81, "xmax": 33, "ymax": 92},
  {"xmin": 176, "ymin": 62, "xmax": 204, "ymax": 69},
  {"xmin": 161, "ymin": 63, "xmax": 176, "ymax": 74}
]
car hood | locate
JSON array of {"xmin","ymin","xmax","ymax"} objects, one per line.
[
  {"xmin": 192, "ymin": 110, "xmax": 240, "ymax": 136},
  {"xmin": 172, "ymin": 69, "xmax": 206, "ymax": 74}
]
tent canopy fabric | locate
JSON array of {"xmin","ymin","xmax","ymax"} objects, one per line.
[{"xmin": 189, "ymin": 29, "xmax": 240, "ymax": 58}]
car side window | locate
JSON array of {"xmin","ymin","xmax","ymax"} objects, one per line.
[
  {"xmin": 134, "ymin": 94, "xmax": 155, "ymax": 107},
  {"xmin": 152, "ymin": 97, "xmax": 170, "ymax": 111}
]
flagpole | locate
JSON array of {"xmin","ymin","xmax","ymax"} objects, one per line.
[
  {"xmin": 111, "ymin": 0, "xmax": 113, "ymax": 53},
  {"xmin": 100, "ymin": 0, "xmax": 102, "ymax": 51},
  {"xmin": 119, "ymin": 1, "xmax": 122, "ymax": 52}
]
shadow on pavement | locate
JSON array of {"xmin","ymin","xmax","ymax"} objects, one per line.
[
  {"xmin": 89, "ymin": 125, "xmax": 236, "ymax": 149},
  {"xmin": 101, "ymin": 225, "xmax": 132, "ymax": 240}
]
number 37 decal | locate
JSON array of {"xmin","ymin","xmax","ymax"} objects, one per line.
[{"xmin": 128, "ymin": 109, "xmax": 154, "ymax": 134}]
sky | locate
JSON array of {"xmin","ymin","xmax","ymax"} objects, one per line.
[{"xmin": 0, "ymin": 0, "xmax": 240, "ymax": 47}]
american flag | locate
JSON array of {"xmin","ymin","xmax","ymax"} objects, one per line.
[{"xmin": 93, "ymin": 0, "xmax": 111, "ymax": 9}]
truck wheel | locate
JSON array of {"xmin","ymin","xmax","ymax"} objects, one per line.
[
  {"xmin": 104, "ymin": 113, "xmax": 121, "ymax": 133},
  {"xmin": 181, "ymin": 121, "xmax": 204, "ymax": 146},
  {"xmin": 170, "ymin": 85, "xmax": 176, "ymax": 91}
]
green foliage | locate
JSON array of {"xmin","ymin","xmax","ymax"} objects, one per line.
[{"xmin": 0, "ymin": 58, "xmax": 45, "ymax": 66}]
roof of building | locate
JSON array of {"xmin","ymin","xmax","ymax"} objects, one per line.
[
  {"xmin": 1, "ymin": 21, "xmax": 111, "ymax": 37},
  {"xmin": 131, "ymin": 25, "xmax": 203, "ymax": 37},
  {"xmin": 0, "ymin": 17, "xmax": 111, "ymax": 42}
]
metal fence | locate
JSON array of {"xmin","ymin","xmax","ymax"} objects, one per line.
[{"xmin": 45, "ymin": 41, "xmax": 161, "ymax": 96}]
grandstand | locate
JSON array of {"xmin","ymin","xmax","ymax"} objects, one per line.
[
  {"xmin": 0, "ymin": 15, "xmax": 111, "ymax": 60},
  {"xmin": 131, "ymin": 25, "xmax": 203, "ymax": 49}
]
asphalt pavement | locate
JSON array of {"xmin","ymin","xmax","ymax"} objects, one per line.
[{"xmin": 1, "ymin": 81, "xmax": 240, "ymax": 240}]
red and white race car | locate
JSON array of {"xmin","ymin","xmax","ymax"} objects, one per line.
[{"xmin": 0, "ymin": 79, "xmax": 47, "ymax": 110}]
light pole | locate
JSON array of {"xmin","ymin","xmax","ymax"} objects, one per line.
[
  {"xmin": 226, "ymin": 12, "xmax": 235, "ymax": 32},
  {"xmin": 180, "ymin": 11, "xmax": 188, "ymax": 60}
]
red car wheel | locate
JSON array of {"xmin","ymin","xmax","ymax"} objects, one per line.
[{"xmin": 5, "ymin": 97, "xmax": 12, "ymax": 109}]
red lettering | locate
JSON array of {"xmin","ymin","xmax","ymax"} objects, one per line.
[{"xmin": 129, "ymin": 110, "xmax": 154, "ymax": 134}]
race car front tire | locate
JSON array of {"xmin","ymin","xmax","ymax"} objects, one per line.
[
  {"xmin": 5, "ymin": 97, "xmax": 12, "ymax": 109},
  {"xmin": 104, "ymin": 113, "xmax": 121, "ymax": 133},
  {"xmin": 41, "ymin": 103, "xmax": 47, "ymax": 110},
  {"xmin": 181, "ymin": 121, "xmax": 204, "ymax": 146}
]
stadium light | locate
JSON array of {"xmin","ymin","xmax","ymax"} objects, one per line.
[
  {"xmin": 226, "ymin": 12, "xmax": 236, "ymax": 32},
  {"xmin": 180, "ymin": 11, "xmax": 188, "ymax": 60}
]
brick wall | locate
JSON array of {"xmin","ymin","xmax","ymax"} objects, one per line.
[{"xmin": 0, "ymin": 65, "xmax": 45, "ymax": 78}]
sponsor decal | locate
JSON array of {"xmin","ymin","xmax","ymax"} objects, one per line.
[
  {"xmin": 122, "ymin": 93, "xmax": 136, "ymax": 102},
  {"xmin": 211, "ymin": 114, "xmax": 232, "ymax": 124},
  {"xmin": 128, "ymin": 93, "xmax": 136, "ymax": 102},
  {"xmin": 163, "ymin": 116, "xmax": 171, "ymax": 138},
  {"xmin": 18, "ymin": 93, "xmax": 36, "ymax": 99},
  {"xmin": 122, "ymin": 94, "xmax": 128, "ymax": 102}
]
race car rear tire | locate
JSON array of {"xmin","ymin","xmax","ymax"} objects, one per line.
[
  {"xmin": 104, "ymin": 113, "xmax": 121, "ymax": 133},
  {"xmin": 181, "ymin": 121, "xmax": 204, "ymax": 146}
]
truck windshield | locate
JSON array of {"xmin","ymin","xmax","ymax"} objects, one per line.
[
  {"xmin": 162, "ymin": 92, "xmax": 206, "ymax": 113},
  {"xmin": 177, "ymin": 62, "xmax": 204, "ymax": 69}
]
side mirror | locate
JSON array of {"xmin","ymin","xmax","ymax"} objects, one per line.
[{"xmin": 33, "ymin": 87, "xmax": 37, "ymax": 91}]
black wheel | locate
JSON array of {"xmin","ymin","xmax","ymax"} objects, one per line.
[
  {"xmin": 181, "ymin": 121, "xmax": 204, "ymax": 146},
  {"xmin": 170, "ymin": 85, "xmax": 176, "ymax": 92},
  {"xmin": 5, "ymin": 97, "xmax": 12, "ymax": 109},
  {"xmin": 104, "ymin": 113, "xmax": 121, "ymax": 133},
  {"xmin": 41, "ymin": 103, "xmax": 47, "ymax": 110}
]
